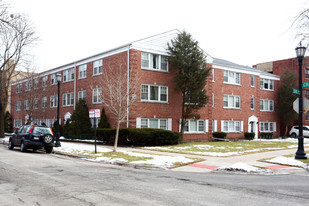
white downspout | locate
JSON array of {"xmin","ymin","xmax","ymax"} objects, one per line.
[{"xmin": 74, "ymin": 63, "xmax": 77, "ymax": 110}]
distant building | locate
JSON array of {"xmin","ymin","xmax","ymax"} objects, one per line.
[{"xmin": 11, "ymin": 30, "xmax": 280, "ymax": 141}]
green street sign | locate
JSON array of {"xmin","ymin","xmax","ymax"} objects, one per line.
[
  {"xmin": 293, "ymin": 88, "xmax": 300, "ymax": 95},
  {"xmin": 302, "ymin": 82, "xmax": 309, "ymax": 88}
]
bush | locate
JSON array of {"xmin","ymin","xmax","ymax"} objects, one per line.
[
  {"xmin": 212, "ymin": 132, "xmax": 226, "ymax": 139},
  {"xmin": 260, "ymin": 132, "xmax": 273, "ymax": 139},
  {"xmin": 96, "ymin": 128, "xmax": 180, "ymax": 146},
  {"xmin": 244, "ymin": 132, "xmax": 255, "ymax": 140},
  {"xmin": 52, "ymin": 120, "xmax": 64, "ymax": 136}
]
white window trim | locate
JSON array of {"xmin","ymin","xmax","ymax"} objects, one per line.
[
  {"xmin": 62, "ymin": 92, "xmax": 74, "ymax": 107},
  {"xmin": 141, "ymin": 52, "xmax": 168, "ymax": 72},
  {"xmin": 183, "ymin": 119, "xmax": 208, "ymax": 134},
  {"xmin": 223, "ymin": 70, "xmax": 241, "ymax": 85},
  {"xmin": 78, "ymin": 90, "xmax": 86, "ymax": 101},
  {"xmin": 51, "ymin": 74, "xmax": 57, "ymax": 85},
  {"xmin": 79, "ymin": 64, "xmax": 87, "ymax": 79},
  {"xmin": 260, "ymin": 122, "xmax": 276, "ymax": 132},
  {"xmin": 93, "ymin": 59, "xmax": 103, "ymax": 76},
  {"xmin": 136, "ymin": 117, "xmax": 172, "ymax": 131},
  {"xmin": 260, "ymin": 78, "xmax": 274, "ymax": 91},
  {"xmin": 251, "ymin": 75, "xmax": 255, "ymax": 87},
  {"xmin": 50, "ymin": 95, "xmax": 58, "ymax": 108},
  {"xmin": 223, "ymin": 94, "xmax": 241, "ymax": 109},
  {"xmin": 260, "ymin": 99, "xmax": 274, "ymax": 112},
  {"xmin": 33, "ymin": 98, "xmax": 39, "ymax": 110},
  {"xmin": 250, "ymin": 96, "xmax": 255, "ymax": 110},
  {"xmin": 42, "ymin": 76, "xmax": 48, "ymax": 87},
  {"xmin": 141, "ymin": 84, "xmax": 168, "ymax": 103},
  {"xmin": 92, "ymin": 88, "xmax": 102, "ymax": 104},
  {"xmin": 221, "ymin": 120, "xmax": 243, "ymax": 133},
  {"xmin": 63, "ymin": 68, "xmax": 75, "ymax": 82},
  {"xmin": 42, "ymin": 97, "xmax": 47, "ymax": 108},
  {"xmin": 16, "ymin": 101, "xmax": 21, "ymax": 111}
]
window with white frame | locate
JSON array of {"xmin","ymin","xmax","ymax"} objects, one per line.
[
  {"xmin": 34, "ymin": 78, "xmax": 38, "ymax": 89},
  {"xmin": 63, "ymin": 68, "xmax": 75, "ymax": 82},
  {"xmin": 25, "ymin": 80, "xmax": 31, "ymax": 91},
  {"xmin": 141, "ymin": 118, "xmax": 168, "ymax": 130},
  {"xmin": 42, "ymin": 97, "xmax": 47, "ymax": 108},
  {"xmin": 14, "ymin": 119, "xmax": 22, "ymax": 128},
  {"xmin": 223, "ymin": 95, "xmax": 240, "ymax": 109},
  {"xmin": 51, "ymin": 73, "xmax": 56, "ymax": 85},
  {"xmin": 305, "ymin": 69, "xmax": 309, "ymax": 79},
  {"xmin": 78, "ymin": 90, "xmax": 86, "ymax": 101},
  {"xmin": 24, "ymin": 100, "xmax": 29, "ymax": 110},
  {"xmin": 260, "ymin": 78, "xmax": 274, "ymax": 90},
  {"xmin": 34, "ymin": 98, "xmax": 38, "ymax": 109},
  {"xmin": 93, "ymin": 60, "xmax": 103, "ymax": 75},
  {"xmin": 92, "ymin": 88, "xmax": 102, "ymax": 104},
  {"xmin": 16, "ymin": 101, "xmax": 21, "ymax": 111},
  {"xmin": 63, "ymin": 92, "xmax": 74, "ymax": 106},
  {"xmin": 260, "ymin": 122, "xmax": 276, "ymax": 132},
  {"xmin": 42, "ymin": 76, "xmax": 48, "ymax": 87},
  {"xmin": 184, "ymin": 119, "xmax": 207, "ymax": 133},
  {"xmin": 141, "ymin": 52, "xmax": 168, "ymax": 71},
  {"xmin": 260, "ymin": 99, "xmax": 274, "ymax": 111},
  {"xmin": 251, "ymin": 75, "xmax": 255, "ymax": 87},
  {"xmin": 50, "ymin": 95, "xmax": 58, "ymax": 108},
  {"xmin": 79, "ymin": 64, "xmax": 87, "ymax": 79},
  {"xmin": 141, "ymin": 84, "xmax": 168, "ymax": 102},
  {"xmin": 222, "ymin": 120, "xmax": 241, "ymax": 132},
  {"xmin": 250, "ymin": 96, "xmax": 255, "ymax": 110},
  {"xmin": 223, "ymin": 70, "xmax": 240, "ymax": 85},
  {"xmin": 16, "ymin": 83, "xmax": 22, "ymax": 93}
]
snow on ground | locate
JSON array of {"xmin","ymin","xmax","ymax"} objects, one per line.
[
  {"xmin": 215, "ymin": 162, "xmax": 270, "ymax": 174},
  {"xmin": 267, "ymin": 156, "xmax": 309, "ymax": 170}
]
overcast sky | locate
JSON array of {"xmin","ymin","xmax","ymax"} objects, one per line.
[{"xmin": 6, "ymin": 0, "xmax": 308, "ymax": 72}]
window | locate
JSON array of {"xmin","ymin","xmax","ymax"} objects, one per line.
[
  {"xmin": 223, "ymin": 95, "xmax": 240, "ymax": 109},
  {"xmin": 16, "ymin": 83, "xmax": 22, "ymax": 93},
  {"xmin": 16, "ymin": 101, "xmax": 21, "ymax": 111},
  {"xmin": 305, "ymin": 69, "xmax": 309, "ymax": 79},
  {"xmin": 140, "ymin": 118, "xmax": 167, "ymax": 130},
  {"xmin": 141, "ymin": 52, "xmax": 168, "ymax": 71},
  {"xmin": 34, "ymin": 78, "xmax": 38, "ymax": 89},
  {"xmin": 223, "ymin": 71, "xmax": 240, "ymax": 85},
  {"xmin": 14, "ymin": 119, "xmax": 22, "ymax": 128},
  {"xmin": 25, "ymin": 80, "xmax": 31, "ymax": 91},
  {"xmin": 78, "ymin": 90, "xmax": 86, "ymax": 101},
  {"xmin": 90, "ymin": 118, "xmax": 100, "ymax": 128},
  {"xmin": 93, "ymin": 60, "xmax": 103, "ymax": 75},
  {"xmin": 50, "ymin": 95, "xmax": 58, "ymax": 108},
  {"xmin": 63, "ymin": 92, "xmax": 74, "ymax": 106},
  {"xmin": 184, "ymin": 120, "xmax": 206, "ymax": 133},
  {"xmin": 34, "ymin": 98, "xmax": 38, "ymax": 109},
  {"xmin": 141, "ymin": 84, "xmax": 168, "ymax": 102},
  {"xmin": 250, "ymin": 96, "xmax": 255, "ymax": 110},
  {"xmin": 260, "ymin": 99, "xmax": 274, "ymax": 111},
  {"xmin": 42, "ymin": 76, "xmax": 48, "ymax": 87},
  {"xmin": 222, "ymin": 121, "xmax": 241, "ymax": 132},
  {"xmin": 63, "ymin": 68, "xmax": 75, "ymax": 82},
  {"xmin": 93, "ymin": 88, "xmax": 102, "ymax": 104},
  {"xmin": 251, "ymin": 75, "xmax": 255, "ymax": 87},
  {"xmin": 42, "ymin": 97, "xmax": 47, "ymax": 108},
  {"xmin": 260, "ymin": 78, "xmax": 274, "ymax": 90},
  {"xmin": 79, "ymin": 64, "xmax": 87, "ymax": 79},
  {"xmin": 260, "ymin": 122, "xmax": 276, "ymax": 132},
  {"xmin": 24, "ymin": 100, "xmax": 29, "ymax": 110}
]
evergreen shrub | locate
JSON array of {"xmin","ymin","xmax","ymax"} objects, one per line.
[{"xmin": 212, "ymin": 132, "xmax": 227, "ymax": 139}]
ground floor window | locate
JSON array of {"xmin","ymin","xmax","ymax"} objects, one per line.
[
  {"xmin": 136, "ymin": 118, "xmax": 172, "ymax": 130},
  {"xmin": 184, "ymin": 119, "xmax": 207, "ymax": 133},
  {"xmin": 14, "ymin": 119, "xmax": 22, "ymax": 128},
  {"xmin": 260, "ymin": 122, "xmax": 276, "ymax": 132},
  {"xmin": 221, "ymin": 120, "xmax": 243, "ymax": 133}
]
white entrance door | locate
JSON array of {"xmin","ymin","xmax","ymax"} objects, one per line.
[{"xmin": 248, "ymin": 115, "xmax": 258, "ymax": 139}]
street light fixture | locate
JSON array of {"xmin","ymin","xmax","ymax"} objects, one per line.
[
  {"xmin": 295, "ymin": 42, "xmax": 307, "ymax": 159},
  {"xmin": 55, "ymin": 73, "xmax": 62, "ymax": 147}
]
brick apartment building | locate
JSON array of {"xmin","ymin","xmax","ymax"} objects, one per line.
[{"xmin": 11, "ymin": 30, "xmax": 280, "ymax": 141}]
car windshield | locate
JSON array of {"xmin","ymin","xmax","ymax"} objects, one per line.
[{"xmin": 33, "ymin": 127, "xmax": 53, "ymax": 135}]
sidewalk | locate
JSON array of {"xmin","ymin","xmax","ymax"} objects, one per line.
[{"xmin": 1, "ymin": 137, "xmax": 308, "ymax": 174}]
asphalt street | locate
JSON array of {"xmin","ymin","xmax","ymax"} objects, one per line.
[{"xmin": 1, "ymin": 144, "xmax": 309, "ymax": 206}]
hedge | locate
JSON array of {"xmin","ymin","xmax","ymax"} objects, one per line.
[
  {"xmin": 66, "ymin": 128, "xmax": 180, "ymax": 146},
  {"xmin": 212, "ymin": 132, "xmax": 227, "ymax": 139},
  {"xmin": 260, "ymin": 132, "xmax": 273, "ymax": 139},
  {"xmin": 244, "ymin": 132, "xmax": 255, "ymax": 140}
]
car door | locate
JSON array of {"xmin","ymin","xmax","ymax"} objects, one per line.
[
  {"xmin": 13, "ymin": 126, "xmax": 24, "ymax": 146},
  {"xmin": 17, "ymin": 126, "xmax": 29, "ymax": 145},
  {"xmin": 303, "ymin": 127, "xmax": 309, "ymax": 137}
]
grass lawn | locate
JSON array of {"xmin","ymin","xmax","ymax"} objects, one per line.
[{"xmin": 144, "ymin": 140, "xmax": 302, "ymax": 156}]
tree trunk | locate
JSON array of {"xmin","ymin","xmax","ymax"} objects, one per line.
[
  {"xmin": 0, "ymin": 107, "xmax": 5, "ymax": 137},
  {"xmin": 113, "ymin": 120, "xmax": 120, "ymax": 152},
  {"xmin": 284, "ymin": 126, "xmax": 288, "ymax": 137},
  {"xmin": 179, "ymin": 101, "xmax": 186, "ymax": 144}
]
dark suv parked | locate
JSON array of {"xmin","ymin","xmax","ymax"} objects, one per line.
[{"xmin": 8, "ymin": 125, "xmax": 55, "ymax": 153}]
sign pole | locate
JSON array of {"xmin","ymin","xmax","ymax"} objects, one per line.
[{"xmin": 94, "ymin": 117, "xmax": 97, "ymax": 153}]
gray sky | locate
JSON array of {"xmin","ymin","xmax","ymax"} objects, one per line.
[{"xmin": 7, "ymin": 0, "xmax": 308, "ymax": 72}]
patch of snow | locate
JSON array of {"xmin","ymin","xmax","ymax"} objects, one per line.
[
  {"xmin": 267, "ymin": 156, "xmax": 308, "ymax": 169},
  {"xmin": 215, "ymin": 162, "xmax": 269, "ymax": 173},
  {"xmin": 130, "ymin": 155, "xmax": 193, "ymax": 168}
]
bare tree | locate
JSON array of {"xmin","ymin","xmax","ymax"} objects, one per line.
[
  {"xmin": 99, "ymin": 52, "xmax": 140, "ymax": 152},
  {"xmin": 0, "ymin": 3, "xmax": 36, "ymax": 136}
]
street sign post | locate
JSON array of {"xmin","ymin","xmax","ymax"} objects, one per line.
[{"xmin": 89, "ymin": 109, "xmax": 101, "ymax": 153}]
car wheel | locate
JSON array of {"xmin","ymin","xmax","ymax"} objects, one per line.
[
  {"xmin": 291, "ymin": 133, "xmax": 297, "ymax": 138},
  {"xmin": 45, "ymin": 147, "xmax": 53, "ymax": 154},
  {"xmin": 8, "ymin": 139, "xmax": 14, "ymax": 150},
  {"xmin": 20, "ymin": 141, "xmax": 27, "ymax": 152},
  {"xmin": 43, "ymin": 135, "xmax": 54, "ymax": 144}
]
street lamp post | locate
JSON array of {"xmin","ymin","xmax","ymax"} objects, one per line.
[
  {"xmin": 295, "ymin": 43, "xmax": 307, "ymax": 160},
  {"xmin": 55, "ymin": 73, "xmax": 62, "ymax": 147}
]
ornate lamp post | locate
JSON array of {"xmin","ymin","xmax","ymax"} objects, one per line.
[
  {"xmin": 55, "ymin": 73, "xmax": 62, "ymax": 147},
  {"xmin": 295, "ymin": 43, "xmax": 307, "ymax": 159}
]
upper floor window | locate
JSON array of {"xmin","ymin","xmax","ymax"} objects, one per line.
[
  {"xmin": 93, "ymin": 60, "xmax": 103, "ymax": 76},
  {"xmin": 24, "ymin": 80, "xmax": 32, "ymax": 91},
  {"xmin": 222, "ymin": 120, "xmax": 241, "ymax": 133},
  {"xmin": 250, "ymin": 96, "xmax": 255, "ymax": 110},
  {"xmin": 78, "ymin": 90, "xmax": 86, "ymax": 101},
  {"xmin": 24, "ymin": 100, "xmax": 29, "ymax": 110},
  {"xmin": 141, "ymin": 84, "xmax": 168, "ymax": 102},
  {"xmin": 251, "ymin": 75, "xmax": 255, "ymax": 87},
  {"xmin": 33, "ymin": 98, "xmax": 38, "ymax": 109},
  {"xmin": 34, "ymin": 78, "xmax": 38, "ymax": 89},
  {"xmin": 305, "ymin": 90, "xmax": 309, "ymax": 99},
  {"xmin": 16, "ymin": 101, "xmax": 21, "ymax": 111},
  {"xmin": 260, "ymin": 99, "xmax": 274, "ymax": 111},
  {"xmin": 223, "ymin": 71, "xmax": 240, "ymax": 85},
  {"xmin": 50, "ymin": 95, "xmax": 58, "ymax": 108},
  {"xmin": 51, "ymin": 74, "xmax": 56, "ymax": 85},
  {"xmin": 93, "ymin": 88, "xmax": 102, "ymax": 104},
  {"xmin": 63, "ymin": 68, "xmax": 74, "ymax": 82},
  {"xmin": 305, "ymin": 69, "xmax": 309, "ymax": 79},
  {"xmin": 79, "ymin": 64, "xmax": 87, "ymax": 79},
  {"xmin": 63, "ymin": 92, "xmax": 74, "ymax": 106},
  {"xmin": 260, "ymin": 78, "xmax": 274, "ymax": 90},
  {"xmin": 260, "ymin": 122, "xmax": 276, "ymax": 132},
  {"xmin": 141, "ymin": 52, "xmax": 168, "ymax": 71},
  {"xmin": 42, "ymin": 76, "xmax": 48, "ymax": 87},
  {"xmin": 42, "ymin": 97, "xmax": 47, "ymax": 108},
  {"xmin": 16, "ymin": 83, "xmax": 22, "ymax": 93},
  {"xmin": 223, "ymin": 94, "xmax": 240, "ymax": 109}
]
